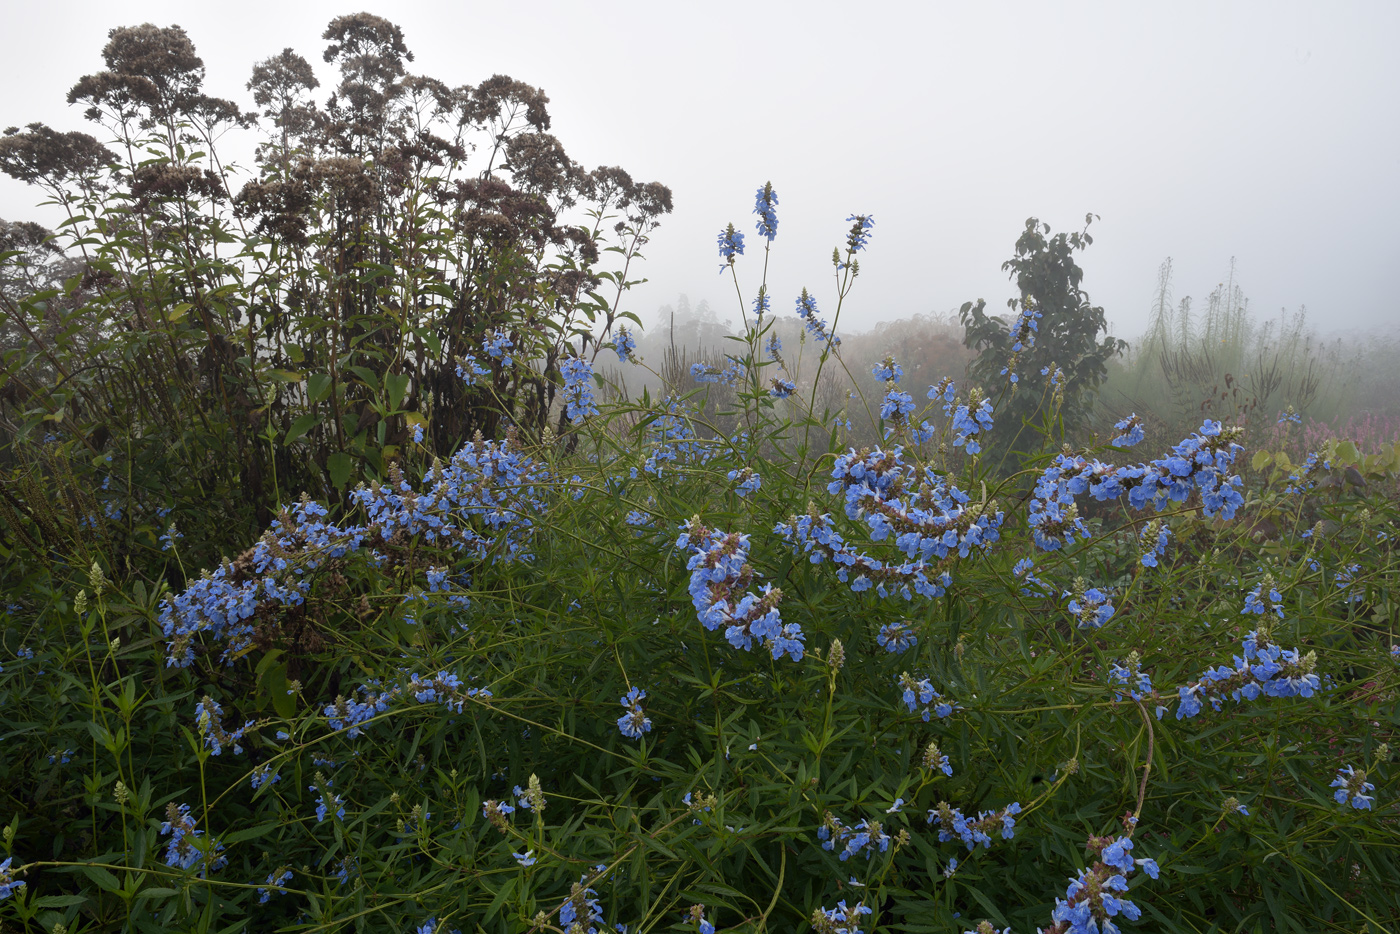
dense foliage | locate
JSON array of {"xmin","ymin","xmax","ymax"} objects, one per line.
[{"xmin": 2, "ymin": 17, "xmax": 1398, "ymax": 934}]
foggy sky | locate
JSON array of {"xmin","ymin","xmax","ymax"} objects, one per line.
[{"xmin": 2, "ymin": 0, "xmax": 1396, "ymax": 343}]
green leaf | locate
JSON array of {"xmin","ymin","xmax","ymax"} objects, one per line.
[
  {"xmin": 77, "ymin": 864, "xmax": 121, "ymax": 892},
  {"xmin": 307, "ymin": 373, "xmax": 333, "ymax": 404},
  {"xmin": 385, "ymin": 372, "xmax": 411, "ymax": 411},
  {"xmin": 347, "ymin": 366, "xmax": 379, "ymax": 393},
  {"xmin": 222, "ymin": 821, "xmax": 280, "ymax": 846},
  {"xmin": 327, "ymin": 452, "xmax": 354, "ymax": 490},
  {"xmin": 284, "ymin": 413, "xmax": 319, "ymax": 446}
]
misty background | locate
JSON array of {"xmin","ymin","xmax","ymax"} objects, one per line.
[
  {"xmin": 0, "ymin": 0, "xmax": 1394, "ymax": 343},
  {"xmin": 1, "ymin": 0, "xmax": 1396, "ymax": 343}
]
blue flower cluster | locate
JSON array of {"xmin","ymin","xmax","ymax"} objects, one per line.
[
  {"xmin": 754, "ymin": 182, "xmax": 779, "ymax": 241},
  {"xmin": 876, "ymin": 620, "xmax": 917, "ymax": 653},
  {"xmin": 312, "ymin": 781, "xmax": 345, "ymax": 822},
  {"xmin": 1012, "ymin": 557, "xmax": 1050, "ymax": 597},
  {"xmin": 483, "ymin": 328, "xmax": 514, "ymax": 366},
  {"xmin": 455, "ymin": 353, "xmax": 491, "ymax": 385},
  {"xmin": 1175, "ymin": 630, "xmax": 1320, "ymax": 719},
  {"xmin": 899, "ymin": 672, "xmax": 956, "ymax": 721},
  {"xmin": 676, "ymin": 517, "xmax": 804, "ymax": 661},
  {"xmin": 945, "ymin": 392, "xmax": 995, "ymax": 455},
  {"xmin": 561, "ymin": 355, "xmax": 599, "ymax": 423},
  {"xmin": 1284, "ymin": 452, "xmax": 1329, "ymax": 495},
  {"xmin": 0, "ymin": 857, "xmax": 23, "ymax": 901},
  {"xmin": 717, "ymin": 223, "xmax": 745, "ymax": 268},
  {"xmin": 999, "ymin": 304, "xmax": 1042, "ymax": 384},
  {"xmin": 1112, "ymin": 414, "xmax": 1145, "ymax": 447},
  {"xmin": 257, "ymin": 867, "xmax": 292, "ymax": 904},
  {"xmin": 872, "ymin": 356, "xmax": 903, "ymax": 383},
  {"xmin": 195, "ymin": 695, "xmax": 254, "ymax": 755},
  {"xmin": 843, "ymin": 214, "xmax": 875, "ymax": 255},
  {"xmin": 927, "ymin": 801, "xmax": 1021, "ymax": 851},
  {"xmin": 1243, "ymin": 577, "xmax": 1285, "ymax": 617},
  {"xmin": 160, "ymin": 437, "xmax": 549, "ymax": 667},
  {"xmin": 613, "ymin": 326, "xmax": 637, "ymax": 363},
  {"xmin": 481, "ymin": 798, "xmax": 516, "ymax": 832},
  {"xmin": 560, "ymin": 875, "xmax": 609, "ymax": 933},
  {"xmin": 752, "ymin": 287, "xmax": 771, "ymax": 320},
  {"xmin": 923, "ymin": 740, "xmax": 954, "ymax": 776},
  {"xmin": 795, "ymin": 288, "xmax": 838, "ymax": 345},
  {"xmin": 617, "ymin": 686, "xmax": 652, "ymax": 739},
  {"xmin": 769, "ymin": 377, "xmax": 796, "ymax": 398},
  {"xmin": 728, "ymin": 468, "xmax": 762, "ymax": 497},
  {"xmin": 1108, "ymin": 657, "xmax": 1167, "ymax": 719},
  {"xmin": 880, "ymin": 389, "xmax": 915, "ymax": 425},
  {"xmin": 812, "ymin": 900, "xmax": 872, "ymax": 934},
  {"xmin": 1331, "ymin": 765, "xmax": 1375, "ymax": 809},
  {"xmin": 636, "ymin": 399, "xmax": 714, "ymax": 478},
  {"xmin": 1045, "ymin": 835, "xmax": 1158, "ymax": 934},
  {"xmin": 1065, "ymin": 582, "xmax": 1116, "ymax": 629},
  {"xmin": 691, "ymin": 359, "xmax": 732, "ymax": 385},
  {"xmin": 1029, "ymin": 420, "xmax": 1244, "ymax": 553},
  {"xmin": 776, "ymin": 445, "xmax": 1003, "ymax": 601},
  {"xmin": 319, "ymin": 671, "xmax": 490, "ymax": 742},
  {"xmin": 160, "ymin": 802, "xmax": 224, "ymax": 873},
  {"xmin": 1138, "ymin": 520, "xmax": 1170, "ymax": 568},
  {"xmin": 1011, "ymin": 303, "xmax": 1042, "ymax": 353},
  {"xmin": 818, "ymin": 812, "xmax": 891, "ymax": 861}
]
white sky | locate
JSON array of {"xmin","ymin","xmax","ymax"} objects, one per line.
[{"xmin": 2, "ymin": 0, "xmax": 1396, "ymax": 342}]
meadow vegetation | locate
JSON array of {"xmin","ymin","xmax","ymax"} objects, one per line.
[{"xmin": 0, "ymin": 15, "xmax": 1397, "ymax": 934}]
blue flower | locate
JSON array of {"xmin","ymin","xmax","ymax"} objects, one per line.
[
  {"xmin": 1331, "ymin": 765, "xmax": 1375, "ymax": 809},
  {"xmin": 0, "ymin": 857, "xmax": 24, "ymax": 901},
  {"xmin": 844, "ymin": 214, "xmax": 875, "ymax": 253},
  {"xmin": 717, "ymin": 223, "xmax": 745, "ymax": 267},
  {"xmin": 257, "ymin": 868, "xmax": 292, "ymax": 904},
  {"xmin": 768, "ymin": 377, "xmax": 796, "ymax": 398},
  {"xmin": 483, "ymin": 328, "xmax": 514, "ymax": 366},
  {"xmin": 872, "ymin": 356, "xmax": 903, "ymax": 384},
  {"xmin": 194, "ymin": 696, "xmax": 253, "ymax": 756},
  {"xmin": 617, "ymin": 686, "xmax": 653, "ymax": 739},
  {"xmin": 613, "ymin": 325, "xmax": 637, "ymax": 363},
  {"xmin": 1112, "ymin": 413, "xmax": 1145, "ymax": 447},
  {"xmin": 876, "ymin": 621, "xmax": 917, "ymax": 654},
  {"xmin": 159, "ymin": 803, "xmax": 220, "ymax": 872},
  {"xmin": 753, "ymin": 182, "xmax": 779, "ymax": 241},
  {"xmin": 880, "ymin": 390, "xmax": 915, "ymax": 422},
  {"xmin": 728, "ymin": 468, "xmax": 762, "ymax": 497},
  {"xmin": 513, "ymin": 849, "xmax": 537, "ymax": 867},
  {"xmin": 561, "ymin": 355, "xmax": 600, "ymax": 423},
  {"xmin": 752, "ymin": 286, "xmax": 770, "ymax": 320},
  {"xmin": 795, "ymin": 288, "xmax": 838, "ymax": 345}
]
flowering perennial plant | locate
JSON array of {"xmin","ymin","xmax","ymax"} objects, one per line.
[
  {"xmin": 777, "ymin": 444, "xmax": 1003, "ymax": 601},
  {"xmin": 1043, "ymin": 834, "xmax": 1158, "ymax": 934},
  {"xmin": 1331, "ymin": 766, "xmax": 1375, "ymax": 810},
  {"xmin": 617, "ymin": 686, "xmax": 652, "ymax": 739},
  {"xmin": 927, "ymin": 801, "xmax": 1022, "ymax": 851},
  {"xmin": 159, "ymin": 435, "xmax": 547, "ymax": 666},
  {"xmin": 817, "ymin": 812, "xmax": 892, "ymax": 861},
  {"xmin": 898, "ymin": 671, "xmax": 956, "ymax": 721},
  {"xmin": 1175, "ymin": 630, "xmax": 1320, "ymax": 719},
  {"xmin": 1027, "ymin": 420, "xmax": 1244, "ymax": 553},
  {"xmin": 676, "ymin": 518, "xmax": 804, "ymax": 661}
]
